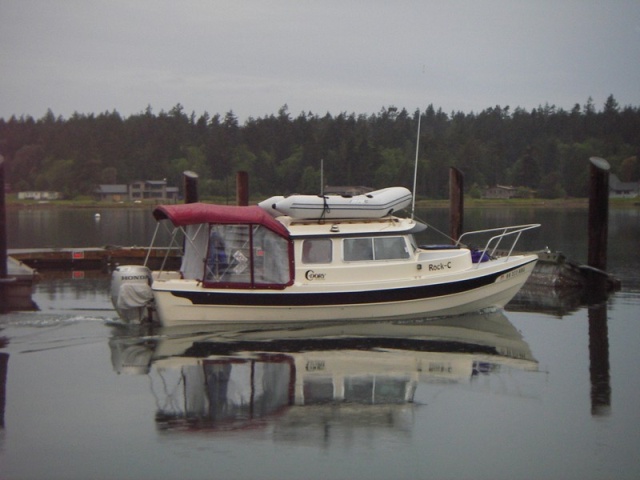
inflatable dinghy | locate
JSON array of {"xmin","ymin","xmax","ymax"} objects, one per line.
[{"xmin": 265, "ymin": 187, "xmax": 412, "ymax": 219}]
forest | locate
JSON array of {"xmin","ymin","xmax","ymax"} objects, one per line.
[{"xmin": 1, "ymin": 95, "xmax": 639, "ymax": 200}]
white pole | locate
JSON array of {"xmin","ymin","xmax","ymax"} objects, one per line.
[{"xmin": 411, "ymin": 111, "xmax": 421, "ymax": 219}]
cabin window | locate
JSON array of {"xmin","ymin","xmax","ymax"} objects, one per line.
[
  {"xmin": 302, "ymin": 239, "xmax": 333, "ymax": 264},
  {"xmin": 343, "ymin": 237, "xmax": 374, "ymax": 261},
  {"xmin": 204, "ymin": 224, "xmax": 292, "ymax": 288},
  {"xmin": 343, "ymin": 236, "xmax": 410, "ymax": 262},
  {"xmin": 374, "ymin": 236, "xmax": 410, "ymax": 260}
]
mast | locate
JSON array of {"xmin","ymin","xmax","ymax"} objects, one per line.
[{"xmin": 411, "ymin": 110, "xmax": 421, "ymax": 219}]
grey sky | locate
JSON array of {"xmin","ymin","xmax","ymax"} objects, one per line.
[{"xmin": 1, "ymin": 1, "xmax": 639, "ymax": 121}]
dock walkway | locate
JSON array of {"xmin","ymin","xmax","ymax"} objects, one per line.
[{"xmin": 8, "ymin": 246, "xmax": 181, "ymax": 270}]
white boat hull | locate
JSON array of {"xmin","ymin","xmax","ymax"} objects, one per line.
[{"xmin": 151, "ymin": 255, "xmax": 537, "ymax": 327}]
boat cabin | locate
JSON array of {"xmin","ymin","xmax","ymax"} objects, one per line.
[
  {"xmin": 153, "ymin": 203, "xmax": 294, "ymax": 290},
  {"xmin": 151, "ymin": 203, "xmax": 427, "ymax": 290}
]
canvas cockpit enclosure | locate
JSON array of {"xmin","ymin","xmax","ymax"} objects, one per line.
[{"xmin": 152, "ymin": 203, "xmax": 294, "ymax": 289}]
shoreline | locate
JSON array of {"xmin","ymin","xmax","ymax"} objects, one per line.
[{"xmin": 5, "ymin": 196, "xmax": 638, "ymax": 210}]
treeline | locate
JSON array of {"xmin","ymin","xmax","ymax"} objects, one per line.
[{"xmin": 1, "ymin": 95, "xmax": 639, "ymax": 199}]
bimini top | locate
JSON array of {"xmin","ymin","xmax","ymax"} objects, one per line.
[{"xmin": 152, "ymin": 203, "xmax": 290, "ymax": 238}]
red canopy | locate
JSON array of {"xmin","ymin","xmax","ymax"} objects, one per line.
[{"xmin": 153, "ymin": 203, "xmax": 290, "ymax": 238}]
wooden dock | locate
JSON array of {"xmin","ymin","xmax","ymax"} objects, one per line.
[
  {"xmin": 9, "ymin": 246, "xmax": 620, "ymax": 291},
  {"xmin": 8, "ymin": 246, "xmax": 182, "ymax": 270},
  {"xmin": 525, "ymin": 250, "xmax": 620, "ymax": 291}
]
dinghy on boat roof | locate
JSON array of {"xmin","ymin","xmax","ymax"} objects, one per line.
[{"xmin": 260, "ymin": 186, "xmax": 412, "ymax": 220}]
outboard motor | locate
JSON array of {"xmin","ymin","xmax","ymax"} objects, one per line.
[{"xmin": 110, "ymin": 265, "xmax": 154, "ymax": 323}]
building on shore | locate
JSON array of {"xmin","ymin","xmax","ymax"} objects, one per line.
[
  {"xmin": 609, "ymin": 174, "xmax": 639, "ymax": 198},
  {"xmin": 96, "ymin": 180, "xmax": 179, "ymax": 202},
  {"xmin": 482, "ymin": 185, "xmax": 534, "ymax": 199}
]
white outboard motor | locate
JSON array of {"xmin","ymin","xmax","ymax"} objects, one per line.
[{"xmin": 110, "ymin": 265, "xmax": 154, "ymax": 323}]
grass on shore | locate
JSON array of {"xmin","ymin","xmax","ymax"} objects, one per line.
[{"xmin": 5, "ymin": 194, "xmax": 639, "ymax": 209}]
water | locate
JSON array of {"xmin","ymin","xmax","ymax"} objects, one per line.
[
  {"xmin": 2, "ymin": 206, "xmax": 640, "ymax": 480},
  {"xmin": 8, "ymin": 207, "xmax": 159, "ymax": 248}
]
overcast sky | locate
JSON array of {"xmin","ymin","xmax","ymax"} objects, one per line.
[{"xmin": 2, "ymin": 1, "xmax": 639, "ymax": 122}]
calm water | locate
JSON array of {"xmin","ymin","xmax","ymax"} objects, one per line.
[{"xmin": 1, "ymin": 206, "xmax": 639, "ymax": 480}]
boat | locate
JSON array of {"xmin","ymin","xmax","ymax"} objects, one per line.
[
  {"xmin": 259, "ymin": 186, "xmax": 412, "ymax": 219},
  {"xmin": 110, "ymin": 188, "xmax": 540, "ymax": 327}
]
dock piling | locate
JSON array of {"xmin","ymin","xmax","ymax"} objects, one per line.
[
  {"xmin": 0, "ymin": 156, "xmax": 7, "ymax": 280},
  {"xmin": 183, "ymin": 170, "xmax": 199, "ymax": 204},
  {"xmin": 0, "ymin": 157, "xmax": 33, "ymax": 312},
  {"xmin": 1, "ymin": 155, "xmax": 10, "ymax": 313},
  {"xmin": 586, "ymin": 157, "xmax": 612, "ymax": 296},
  {"xmin": 587, "ymin": 157, "xmax": 610, "ymax": 271},
  {"xmin": 449, "ymin": 167, "xmax": 464, "ymax": 243},
  {"xmin": 236, "ymin": 171, "xmax": 249, "ymax": 206}
]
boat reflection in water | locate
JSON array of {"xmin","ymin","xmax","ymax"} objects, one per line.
[{"xmin": 109, "ymin": 310, "xmax": 538, "ymax": 435}]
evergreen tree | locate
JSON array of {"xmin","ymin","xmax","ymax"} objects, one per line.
[{"xmin": 1, "ymin": 96, "xmax": 638, "ymax": 199}]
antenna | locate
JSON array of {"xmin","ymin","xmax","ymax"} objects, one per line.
[
  {"xmin": 411, "ymin": 110, "xmax": 421, "ymax": 219},
  {"xmin": 320, "ymin": 158, "xmax": 324, "ymax": 196}
]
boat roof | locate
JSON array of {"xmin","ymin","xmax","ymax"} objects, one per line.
[
  {"xmin": 152, "ymin": 203, "xmax": 291, "ymax": 238},
  {"xmin": 280, "ymin": 215, "xmax": 426, "ymax": 237},
  {"xmin": 152, "ymin": 203, "xmax": 425, "ymax": 239}
]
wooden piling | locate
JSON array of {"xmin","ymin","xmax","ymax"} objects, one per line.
[
  {"xmin": 236, "ymin": 171, "xmax": 249, "ymax": 206},
  {"xmin": 0, "ymin": 352, "xmax": 7, "ymax": 428},
  {"xmin": 449, "ymin": 167, "xmax": 464, "ymax": 243},
  {"xmin": 587, "ymin": 157, "xmax": 610, "ymax": 271},
  {"xmin": 0, "ymin": 155, "xmax": 9, "ymax": 313},
  {"xmin": 0, "ymin": 156, "xmax": 7, "ymax": 280},
  {"xmin": 183, "ymin": 170, "xmax": 199, "ymax": 204},
  {"xmin": 584, "ymin": 156, "xmax": 615, "ymax": 297}
]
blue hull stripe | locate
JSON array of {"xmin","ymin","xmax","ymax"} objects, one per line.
[{"xmin": 167, "ymin": 260, "xmax": 535, "ymax": 307}]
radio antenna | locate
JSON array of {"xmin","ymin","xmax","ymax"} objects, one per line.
[{"xmin": 411, "ymin": 110, "xmax": 421, "ymax": 219}]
